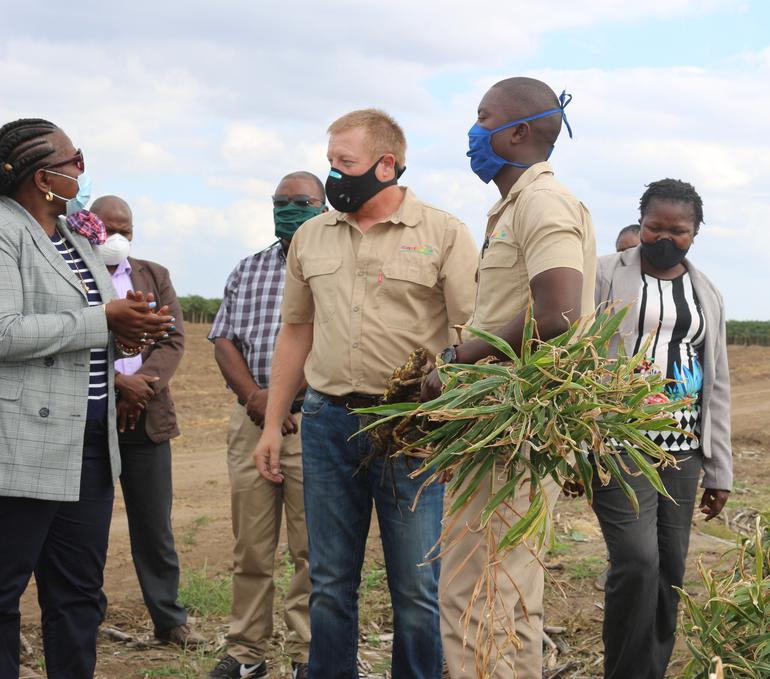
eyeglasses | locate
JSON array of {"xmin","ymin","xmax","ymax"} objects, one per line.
[
  {"xmin": 272, "ymin": 194, "xmax": 323, "ymax": 208},
  {"xmin": 44, "ymin": 149, "xmax": 85, "ymax": 172}
]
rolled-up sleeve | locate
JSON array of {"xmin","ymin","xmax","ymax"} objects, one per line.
[
  {"xmin": 439, "ymin": 218, "xmax": 478, "ymax": 328},
  {"xmin": 208, "ymin": 263, "xmax": 242, "ymax": 342},
  {"xmin": 518, "ymin": 190, "xmax": 585, "ymax": 279},
  {"xmin": 280, "ymin": 237, "xmax": 315, "ymax": 324}
]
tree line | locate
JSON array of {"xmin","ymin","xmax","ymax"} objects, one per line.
[
  {"xmin": 178, "ymin": 296, "xmax": 770, "ymax": 346},
  {"xmin": 726, "ymin": 320, "xmax": 770, "ymax": 346},
  {"xmin": 178, "ymin": 296, "xmax": 223, "ymax": 324}
]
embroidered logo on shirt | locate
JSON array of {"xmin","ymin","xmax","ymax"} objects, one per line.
[
  {"xmin": 489, "ymin": 230, "xmax": 508, "ymax": 242},
  {"xmin": 399, "ymin": 245, "xmax": 434, "ymax": 255}
]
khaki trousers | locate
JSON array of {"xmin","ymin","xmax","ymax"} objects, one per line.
[
  {"xmin": 440, "ymin": 470, "xmax": 561, "ymax": 679},
  {"xmin": 225, "ymin": 405, "xmax": 311, "ymax": 663}
]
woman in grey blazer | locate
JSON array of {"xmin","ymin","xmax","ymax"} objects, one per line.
[
  {"xmin": 592, "ymin": 179, "xmax": 732, "ymax": 679},
  {"xmin": 0, "ymin": 119, "xmax": 174, "ymax": 678}
]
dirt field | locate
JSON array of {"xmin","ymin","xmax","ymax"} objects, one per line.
[{"xmin": 19, "ymin": 328, "xmax": 770, "ymax": 678}]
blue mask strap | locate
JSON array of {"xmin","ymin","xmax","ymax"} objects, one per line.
[
  {"xmin": 489, "ymin": 108, "xmax": 562, "ymax": 135},
  {"xmin": 489, "ymin": 90, "xmax": 574, "ymax": 139},
  {"xmin": 559, "ymin": 90, "xmax": 573, "ymax": 138}
]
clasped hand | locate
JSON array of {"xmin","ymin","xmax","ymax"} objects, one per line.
[{"xmin": 105, "ymin": 290, "xmax": 175, "ymax": 351}]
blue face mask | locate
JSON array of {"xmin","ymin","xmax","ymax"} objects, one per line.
[
  {"xmin": 47, "ymin": 170, "xmax": 92, "ymax": 216},
  {"xmin": 467, "ymin": 90, "xmax": 573, "ymax": 184}
]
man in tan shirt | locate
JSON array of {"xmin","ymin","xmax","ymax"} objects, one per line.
[
  {"xmin": 255, "ymin": 109, "xmax": 478, "ymax": 679},
  {"xmin": 422, "ymin": 77, "xmax": 596, "ymax": 678}
]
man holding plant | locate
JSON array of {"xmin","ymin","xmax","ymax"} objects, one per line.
[{"xmin": 422, "ymin": 77, "xmax": 597, "ymax": 678}]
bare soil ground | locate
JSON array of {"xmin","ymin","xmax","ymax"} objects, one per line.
[{"xmin": 19, "ymin": 329, "xmax": 770, "ymax": 678}]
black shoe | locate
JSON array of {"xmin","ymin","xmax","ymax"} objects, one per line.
[
  {"xmin": 292, "ymin": 661, "xmax": 309, "ymax": 679},
  {"xmin": 209, "ymin": 655, "xmax": 267, "ymax": 678}
]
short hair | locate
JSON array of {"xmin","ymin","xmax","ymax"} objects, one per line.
[
  {"xmin": 328, "ymin": 109, "xmax": 407, "ymax": 168},
  {"xmin": 279, "ymin": 171, "xmax": 326, "ymax": 201},
  {"xmin": 615, "ymin": 223, "xmax": 640, "ymax": 249},
  {"xmin": 0, "ymin": 118, "xmax": 58, "ymax": 196},
  {"xmin": 639, "ymin": 178, "xmax": 704, "ymax": 233},
  {"xmin": 492, "ymin": 77, "xmax": 563, "ymax": 147}
]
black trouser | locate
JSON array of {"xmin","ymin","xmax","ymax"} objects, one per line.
[
  {"xmin": 99, "ymin": 418, "xmax": 186, "ymax": 634},
  {"xmin": 592, "ymin": 450, "xmax": 702, "ymax": 679},
  {"xmin": 0, "ymin": 420, "xmax": 113, "ymax": 679}
]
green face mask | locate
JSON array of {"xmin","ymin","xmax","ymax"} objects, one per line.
[{"xmin": 273, "ymin": 204, "xmax": 324, "ymax": 241}]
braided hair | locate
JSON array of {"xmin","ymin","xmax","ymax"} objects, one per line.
[
  {"xmin": 639, "ymin": 178, "xmax": 704, "ymax": 233},
  {"xmin": 0, "ymin": 118, "xmax": 58, "ymax": 196}
]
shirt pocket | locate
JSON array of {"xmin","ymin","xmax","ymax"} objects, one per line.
[
  {"xmin": 475, "ymin": 244, "xmax": 520, "ymax": 327},
  {"xmin": 478, "ymin": 244, "xmax": 519, "ymax": 284},
  {"xmin": 376, "ymin": 258, "xmax": 439, "ymax": 330},
  {"xmin": 0, "ymin": 378, "xmax": 23, "ymax": 401},
  {"xmin": 303, "ymin": 257, "xmax": 342, "ymax": 324}
]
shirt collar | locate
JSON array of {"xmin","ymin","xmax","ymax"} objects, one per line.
[
  {"xmin": 318, "ymin": 187, "xmax": 420, "ymax": 229},
  {"xmin": 621, "ymin": 243, "xmax": 696, "ymax": 277},
  {"xmin": 487, "ymin": 161, "xmax": 554, "ymax": 217},
  {"xmin": 112, "ymin": 258, "xmax": 132, "ymax": 277}
]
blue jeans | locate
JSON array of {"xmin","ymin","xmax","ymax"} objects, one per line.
[{"xmin": 301, "ymin": 387, "xmax": 444, "ymax": 679}]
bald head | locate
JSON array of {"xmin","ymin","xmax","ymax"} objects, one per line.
[
  {"xmin": 91, "ymin": 195, "xmax": 134, "ymax": 241},
  {"xmin": 91, "ymin": 195, "xmax": 131, "ymax": 219},
  {"xmin": 488, "ymin": 77, "xmax": 563, "ymax": 147}
]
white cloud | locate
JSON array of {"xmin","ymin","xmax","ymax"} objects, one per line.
[
  {"xmin": 221, "ymin": 124, "xmax": 286, "ymax": 170},
  {"xmin": 1, "ymin": 0, "xmax": 765, "ymax": 317}
]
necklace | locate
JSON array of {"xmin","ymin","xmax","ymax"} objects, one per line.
[{"xmin": 55, "ymin": 228, "xmax": 90, "ymax": 296}]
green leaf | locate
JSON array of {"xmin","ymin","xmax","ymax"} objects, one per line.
[{"xmin": 461, "ymin": 325, "xmax": 520, "ymax": 363}]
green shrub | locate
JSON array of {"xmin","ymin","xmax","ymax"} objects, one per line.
[
  {"xmin": 178, "ymin": 563, "xmax": 232, "ymax": 618},
  {"xmin": 676, "ymin": 513, "xmax": 770, "ymax": 678}
]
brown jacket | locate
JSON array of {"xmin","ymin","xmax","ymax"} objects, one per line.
[{"xmin": 125, "ymin": 257, "xmax": 185, "ymax": 442}]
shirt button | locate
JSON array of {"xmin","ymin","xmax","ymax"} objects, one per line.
[
  {"xmin": 39, "ymin": 407, "xmax": 50, "ymax": 418},
  {"xmin": 352, "ymin": 342, "xmax": 359, "ymax": 348},
  {"xmin": 357, "ymin": 270, "xmax": 365, "ymax": 277},
  {"xmin": 44, "ymin": 357, "xmax": 55, "ymax": 367},
  {"xmin": 353, "ymin": 306, "xmax": 359, "ymax": 312}
]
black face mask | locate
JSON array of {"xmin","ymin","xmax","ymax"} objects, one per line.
[
  {"xmin": 325, "ymin": 156, "xmax": 405, "ymax": 213},
  {"xmin": 640, "ymin": 238, "xmax": 689, "ymax": 270}
]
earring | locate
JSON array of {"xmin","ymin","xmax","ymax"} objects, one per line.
[{"xmin": 45, "ymin": 190, "xmax": 54, "ymax": 202}]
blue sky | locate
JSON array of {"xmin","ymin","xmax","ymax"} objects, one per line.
[{"xmin": 1, "ymin": 0, "xmax": 768, "ymax": 319}]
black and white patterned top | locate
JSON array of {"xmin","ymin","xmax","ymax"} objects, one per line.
[
  {"xmin": 631, "ymin": 271, "xmax": 705, "ymax": 452},
  {"xmin": 49, "ymin": 232, "xmax": 108, "ymax": 421},
  {"xmin": 208, "ymin": 242, "xmax": 286, "ymax": 388}
]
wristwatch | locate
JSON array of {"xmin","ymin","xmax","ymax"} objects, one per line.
[{"xmin": 437, "ymin": 345, "xmax": 458, "ymax": 366}]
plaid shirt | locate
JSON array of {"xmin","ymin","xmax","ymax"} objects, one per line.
[{"xmin": 208, "ymin": 242, "xmax": 286, "ymax": 388}]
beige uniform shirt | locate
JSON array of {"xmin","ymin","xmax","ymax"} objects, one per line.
[
  {"xmin": 468, "ymin": 162, "xmax": 596, "ymax": 332},
  {"xmin": 282, "ymin": 187, "xmax": 478, "ymax": 396}
]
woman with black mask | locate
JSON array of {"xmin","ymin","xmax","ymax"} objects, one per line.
[{"xmin": 592, "ymin": 178, "xmax": 732, "ymax": 679}]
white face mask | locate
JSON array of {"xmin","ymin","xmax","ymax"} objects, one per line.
[{"xmin": 98, "ymin": 233, "xmax": 131, "ymax": 266}]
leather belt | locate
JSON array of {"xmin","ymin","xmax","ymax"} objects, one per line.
[{"xmin": 321, "ymin": 391, "xmax": 381, "ymax": 410}]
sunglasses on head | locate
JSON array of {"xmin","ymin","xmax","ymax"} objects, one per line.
[
  {"xmin": 272, "ymin": 194, "xmax": 322, "ymax": 208},
  {"xmin": 44, "ymin": 149, "xmax": 85, "ymax": 172}
]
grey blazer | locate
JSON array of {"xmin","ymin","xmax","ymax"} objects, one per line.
[
  {"xmin": 0, "ymin": 197, "xmax": 120, "ymax": 501},
  {"xmin": 595, "ymin": 245, "xmax": 732, "ymax": 490}
]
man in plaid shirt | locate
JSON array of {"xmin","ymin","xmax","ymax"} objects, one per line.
[{"xmin": 207, "ymin": 171, "xmax": 326, "ymax": 679}]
